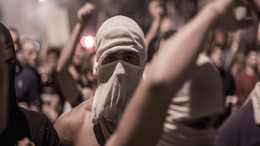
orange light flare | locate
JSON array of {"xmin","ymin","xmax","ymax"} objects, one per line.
[{"xmin": 80, "ymin": 35, "xmax": 95, "ymax": 51}]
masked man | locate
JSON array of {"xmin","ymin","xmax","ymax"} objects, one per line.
[{"xmin": 55, "ymin": 15, "xmax": 146, "ymax": 146}]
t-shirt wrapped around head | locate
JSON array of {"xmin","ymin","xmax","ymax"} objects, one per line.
[
  {"xmin": 91, "ymin": 15, "xmax": 146, "ymax": 139},
  {"xmin": 93, "ymin": 15, "xmax": 146, "ymax": 77}
]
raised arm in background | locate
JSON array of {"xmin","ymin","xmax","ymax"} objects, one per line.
[
  {"xmin": 56, "ymin": 3, "xmax": 95, "ymax": 106},
  {"xmin": 106, "ymin": 0, "xmax": 259, "ymax": 146},
  {"xmin": 145, "ymin": 0, "xmax": 164, "ymax": 49}
]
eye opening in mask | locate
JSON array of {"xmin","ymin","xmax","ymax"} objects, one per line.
[{"xmin": 102, "ymin": 50, "xmax": 140, "ymax": 66}]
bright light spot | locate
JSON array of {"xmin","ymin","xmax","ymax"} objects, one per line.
[
  {"xmin": 39, "ymin": 0, "xmax": 46, "ymax": 2},
  {"xmin": 80, "ymin": 35, "xmax": 95, "ymax": 50},
  {"xmin": 85, "ymin": 36, "xmax": 94, "ymax": 48},
  {"xmin": 34, "ymin": 42, "xmax": 40, "ymax": 52}
]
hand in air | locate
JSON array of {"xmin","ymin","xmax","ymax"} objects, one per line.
[
  {"xmin": 77, "ymin": 2, "xmax": 95, "ymax": 24},
  {"xmin": 148, "ymin": 0, "xmax": 165, "ymax": 21},
  {"xmin": 213, "ymin": 0, "xmax": 258, "ymax": 32}
]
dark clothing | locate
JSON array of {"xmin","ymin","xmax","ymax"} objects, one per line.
[
  {"xmin": 40, "ymin": 71, "xmax": 59, "ymax": 95},
  {"xmin": 218, "ymin": 67, "xmax": 236, "ymax": 96},
  {"xmin": 216, "ymin": 100, "xmax": 260, "ymax": 146},
  {"xmin": 215, "ymin": 67, "xmax": 235, "ymax": 127},
  {"xmin": 0, "ymin": 23, "xmax": 60, "ymax": 146},
  {"xmin": 93, "ymin": 124, "xmax": 106, "ymax": 146},
  {"xmin": 15, "ymin": 65, "xmax": 41, "ymax": 106},
  {"xmin": 0, "ymin": 108, "xmax": 61, "ymax": 146},
  {"xmin": 40, "ymin": 71, "xmax": 65, "ymax": 115}
]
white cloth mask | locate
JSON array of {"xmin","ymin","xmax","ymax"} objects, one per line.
[{"xmin": 92, "ymin": 61, "xmax": 143, "ymax": 138}]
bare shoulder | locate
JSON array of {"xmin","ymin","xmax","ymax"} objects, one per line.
[{"xmin": 54, "ymin": 98, "xmax": 98, "ymax": 145}]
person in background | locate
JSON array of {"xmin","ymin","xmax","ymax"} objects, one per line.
[
  {"xmin": 0, "ymin": 22, "xmax": 60, "ymax": 146},
  {"xmin": 79, "ymin": 51, "xmax": 97, "ymax": 100},
  {"xmin": 146, "ymin": 29, "xmax": 177, "ymax": 64},
  {"xmin": 8, "ymin": 28, "xmax": 21, "ymax": 52},
  {"xmin": 38, "ymin": 48, "xmax": 63, "ymax": 123},
  {"xmin": 209, "ymin": 43, "xmax": 236, "ymax": 97},
  {"xmin": 216, "ymin": 45, "xmax": 260, "ymax": 145},
  {"xmin": 9, "ymin": 27, "xmax": 23, "ymax": 73},
  {"xmin": 15, "ymin": 38, "xmax": 41, "ymax": 111},
  {"xmin": 54, "ymin": 14, "xmax": 146, "ymax": 146},
  {"xmin": 236, "ymin": 47, "xmax": 258, "ymax": 107},
  {"xmin": 209, "ymin": 43, "xmax": 236, "ymax": 121},
  {"xmin": 145, "ymin": 0, "xmax": 165, "ymax": 49},
  {"xmin": 56, "ymin": 3, "xmax": 95, "ymax": 108}
]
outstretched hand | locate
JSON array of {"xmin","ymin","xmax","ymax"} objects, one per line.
[
  {"xmin": 77, "ymin": 2, "xmax": 95, "ymax": 24},
  {"xmin": 212, "ymin": 0, "xmax": 258, "ymax": 32},
  {"xmin": 239, "ymin": 0, "xmax": 260, "ymax": 11}
]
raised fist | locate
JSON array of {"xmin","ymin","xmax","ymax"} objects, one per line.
[
  {"xmin": 77, "ymin": 3, "xmax": 95, "ymax": 24},
  {"xmin": 148, "ymin": 0, "xmax": 165, "ymax": 21}
]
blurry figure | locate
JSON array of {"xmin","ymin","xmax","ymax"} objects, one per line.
[
  {"xmin": 55, "ymin": 15, "xmax": 146, "ymax": 146},
  {"xmin": 69, "ymin": 44, "xmax": 93, "ymax": 100},
  {"xmin": 0, "ymin": 22, "xmax": 60, "ymax": 146},
  {"xmin": 236, "ymin": 47, "xmax": 258, "ymax": 107},
  {"xmin": 208, "ymin": 43, "xmax": 236, "ymax": 96},
  {"xmin": 8, "ymin": 28, "xmax": 21, "ymax": 52},
  {"xmin": 210, "ymin": 43, "xmax": 223, "ymax": 69},
  {"xmin": 216, "ymin": 83, "xmax": 260, "ymax": 145},
  {"xmin": 8, "ymin": 28, "xmax": 23, "ymax": 73},
  {"xmin": 216, "ymin": 47, "xmax": 260, "ymax": 145},
  {"xmin": 145, "ymin": 0, "xmax": 165, "ymax": 48},
  {"xmin": 56, "ymin": 3, "xmax": 95, "ymax": 108},
  {"xmin": 15, "ymin": 38, "xmax": 41, "ymax": 111},
  {"xmin": 145, "ymin": 29, "xmax": 177, "ymax": 76},
  {"xmin": 79, "ymin": 52, "xmax": 97, "ymax": 100},
  {"xmin": 38, "ymin": 48, "xmax": 62, "ymax": 123},
  {"xmin": 208, "ymin": 43, "xmax": 236, "ymax": 127},
  {"xmin": 145, "ymin": 0, "xmax": 175, "ymax": 53},
  {"xmin": 230, "ymin": 57, "xmax": 243, "ymax": 78},
  {"xmin": 0, "ymin": 27, "xmax": 8, "ymax": 134}
]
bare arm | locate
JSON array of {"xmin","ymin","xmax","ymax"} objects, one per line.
[
  {"xmin": 56, "ymin": 3, "xmax": 95, "ymax": 72},
  {"xmin": 106, "ymin": 0, "xmax": 257, "ymax": 146},
  {"xmin": 145, "ymin": 0, "xmax": 164, "ymax": 48}
]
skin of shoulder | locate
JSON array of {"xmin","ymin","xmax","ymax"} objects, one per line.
[{"xmin": 54, "ymin": 98, "xmax": 99, "ymax": 146}]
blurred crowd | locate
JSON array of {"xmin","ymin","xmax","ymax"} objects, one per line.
[{"xmin": 0, "ymin": 0, "xmax": 260, "ymax": 145}]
